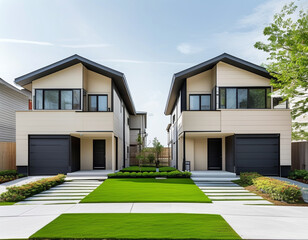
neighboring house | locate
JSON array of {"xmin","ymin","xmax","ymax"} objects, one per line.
[
  {"xmin": 0, "ymin": 78, "xmax": 30, "ymax": 170},
  {"xmin": 14, "ymin": 55, "xmax": 143, "ymax": 175},
  {"xmin": 165, "ymin": 53, "xmax": 292, "ymax": 177},
  {"xmin": 129, "ymin": 112, "xmax": 147, "ymax": 165}
]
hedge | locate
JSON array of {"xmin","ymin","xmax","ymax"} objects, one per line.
[
  {"xmin": 240, "ymin": 172, "xmax": 262, "ymax": 186},
  {"xmin": 0, "ymin": 174, "xmax": 65, "ymax": 202},
  {"xmin": 108, "ymin": 171, "xmax": 191, "ymax": 178},
  {"xmin": 289, "ymin": 169, "xmax": 308, "ymax": 181},
  {"xmin": 120, "ymin": 166, "xmax": 177, "ymax": 172},
  {"xmin": 253, "ymin": 177, "xmax": 302, "ymax": 203},
  {"xmin": 0, "ymin": 170, "xmax": 24, "ymax": 184}
]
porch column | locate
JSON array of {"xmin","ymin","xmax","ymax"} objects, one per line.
[{"xmin": 111, "ymin": 133, "xmax": 116, "ymax": 171}]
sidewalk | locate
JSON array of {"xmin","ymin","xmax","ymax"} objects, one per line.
[{"xmin": 1, "ymin": 202, "xmax": 308, "ymax": 239}]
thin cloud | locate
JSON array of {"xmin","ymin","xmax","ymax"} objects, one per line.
[
  {"xmin": 100, "ymin": 58, "xmax": 193, "ymax": 65},
  {"xmin": 60, "ymin": 43, "xmax": 111, "ymax": 48},
  {"xmin": 0, "ymin": 38, "xmax": 54, "ymax": 46},
  {"xmin": 177, "ymin": 43, "xmax": 203, "ymax": 54}
]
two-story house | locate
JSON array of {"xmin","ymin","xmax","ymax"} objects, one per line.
[
  {"xmin": 165, "ymin": 53, "xmax": 292, "ymax": 177},
  {"xmin": 14, "ymin": 55, "xmax": 143, "ymax": 176}
]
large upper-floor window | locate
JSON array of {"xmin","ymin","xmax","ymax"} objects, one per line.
[
  {"xmin": 189, "ymin": 94, "xmax": 211, "ymax": 110},
  {"xmin": 35, "ymin": 89, "xmax": 81, "ymax": 110},
  {"xmin": 219, "ymin": 87, "xmax": 271, "ymax": 109},
  {"xmin": 88, "ymin": 95, "xmax": 108, "ymax": 112}
]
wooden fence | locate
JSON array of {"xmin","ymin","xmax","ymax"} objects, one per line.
[
  {"xmin": 129, "ymin": 146, "xmax": 171, "ymax": 166},
  {"xmin": 0, "ymin": 142, "xmax": 16, "ymax": 170},
  {"xmin": 292, "ymin": 141, "xmax": 308, "ymax": 170}
]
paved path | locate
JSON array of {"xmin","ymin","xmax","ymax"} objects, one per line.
[
  {"xmin": 196, "ymin": 181, "xmax": 271, "ymax": 203},
  {"xmin": 1, "ymin": 202, "xmax": 308, "ymax": 239},
  {"xmin": 15, "ymin": 179, "xmax": 102, "ymax": 205},
  {"xmin": 273, "ymin": 177, "xmax": 308, "ymax": 203}
]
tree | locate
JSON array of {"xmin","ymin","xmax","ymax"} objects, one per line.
[
  {"xmin": 152, "ymin": 137, "xmax": 163, "ymax": 168},
  {"xmin": 254, "ymin": 2, "xmax": 308, "ymax": 140}
]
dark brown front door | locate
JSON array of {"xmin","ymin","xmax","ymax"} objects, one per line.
[
  {"xmin": 208, "ymin": 138, "xmax": 222, "ymax": 170},
  {"xmin": 93, "ymin": 140, "xmax": 106, "ymax": 169}
]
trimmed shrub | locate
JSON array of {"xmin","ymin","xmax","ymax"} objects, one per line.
[
  {"xmin": 253, "ymin": 177, "xmax": 302, "ymax": 203},
  {"xmin": 240, "ymin": 172, "xmax": 262, "ymax": 186},
  {"xmin": 0, "ymin": 170, "xmax": 25, "ymax": 184},
  {"xmin": 288, "ymin": 169, "xmax": 308, "ymax": 180},
  {"xmin": 120, "ymin": 166, "xmax": 177, "ymax": 173},
  {"xmin": 0, "ymin": 174, "xmax": 65, "ymax": 202},
  {"xmin": 108, "ymin": 170, "xmax": 191, "ymax": 178}
]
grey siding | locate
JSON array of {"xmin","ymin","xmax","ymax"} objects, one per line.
[{"xmin": 0, "ymin": 81, "xmax": 29, "ymax": 142}]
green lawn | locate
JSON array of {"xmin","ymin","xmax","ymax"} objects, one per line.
[
  {"xmin": 121, "ymin": 166, "xmax": 177, "ymax": 172},
  {"xmin": 30, "ymin": 213, "xmax": 241, "ymax": 240},
  {"xmin": 0, "ymin": 202, "xmax": 15, "ymax": 206},
  {"xmin": 80, "ymin": 178, "xmax": 211, "ymax": 203}
]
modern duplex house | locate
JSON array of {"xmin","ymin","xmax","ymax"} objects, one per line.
[
  {"xmin": 165, "ymin": 53, "xmax": 292, "ymax": 176},
  {"xmin": 14, "ymin": 55, "xmax": 143, "ymax": 175}
]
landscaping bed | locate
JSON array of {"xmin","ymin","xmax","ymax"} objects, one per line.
[
  {"xmin": 120, "ymin": 166, "xmax": 177, "ymax": 172},
  {"xmin": 109, "ymin": 170, "xmax": 191, "ymax": 178},
  {"xmin": 80, "ymin": 178, "xmax": 211, "ymax": 203},
  {"xmin": 30, "ymin": 213, "xmax": 241, "ymax": 239},
  {"xmin": 0, "ymin": 174, "xmax": 65, "ymax": 202},
  {"xmin": 233, "ymin": 172, "xmax": 304, "ymax": 205},
  {"xmin": 0, "ymin": 170, "xmax": 24, "ymax": 184},
  {"xmin": 288, "ymin": 169, "xmax": 308, "ymax": 184}
]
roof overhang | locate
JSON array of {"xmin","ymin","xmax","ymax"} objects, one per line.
[
  {"xmin": 14, "ymin": 54, "xmax": 136, "ymax": 114},
  {"xmin": 164, "ymin": 53, "xmax": 272, "ymax": 115}
]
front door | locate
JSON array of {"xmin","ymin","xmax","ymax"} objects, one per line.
[
  {"xmin": 93, "ymin": 140, "xmax": 106, "ymax": 169},
  {"xmin": 208, "ymin": 138, "xmax": 222, "ymax": 170}
]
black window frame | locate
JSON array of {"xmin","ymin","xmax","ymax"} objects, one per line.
[
  {"xmin": 219, "ymin": 87, "xmax": 271, "ymax": 109},
  {"xmin": 34, "ymin": 89, "xmax": 81, "ymax": 110},
  {"xmin": 189, "ymin": 94, "xmax": 211, "ymax": 111},
  {"xmin": 88, "ymin": 94, "xmax": 109, "ymax": 112}
]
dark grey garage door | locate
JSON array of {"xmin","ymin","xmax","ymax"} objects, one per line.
[
  {"xmin": 235, "ymin": 134, "xmax": 279, "ymax": 176},
  {"xmin": 29, "ymin": 135, "xmax": 70, "ymax": 175}
]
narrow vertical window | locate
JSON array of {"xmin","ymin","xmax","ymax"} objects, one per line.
[
  {"xmin": 89, "ymin": 96, "xmax": 97, "ymax": 111},
  {"xmin": 201, "ymin": 95, "xmax": 211, "ymax": 110},
  {"xmin": 189, "ymin": 95, "xmax": 200, "ymax": 110},
  {"xmin": 35, "ymin": 90, "xmax": 43, "ymax": 110},
  {"xmin": 266, "ymin": 88, "xmax": 271, "ymax": 109},
  {"xmin": 219, "ymin": 88, "xmax": 226, "ymax": 109},
  {"xmin": 61, "ymin": 90, "xmax": 73, "ymax": 110},
  {"xmin": 226, "ymin": 88, "xmax": 236, "ymax": 109},
  {"xmin": 238, "ymin": 88, "xmax": 248, "ymax": 109},
  {"xmin": 98, "ymin": 95, "xmax": 108, "ymax": 111},
  {"xmin": 73, "ymin": 89, "xmax": 81, "ymax": 110}
]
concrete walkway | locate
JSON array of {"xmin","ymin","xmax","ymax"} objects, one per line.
[
  {"xmin": 1, "ymin": 202, "xmax": 308, "ymax": 239},
  {"xmin": 273, "ymin": 177, "xmax": 308, "ymax": 203}
]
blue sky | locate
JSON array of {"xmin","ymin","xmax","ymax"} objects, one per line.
[{"xmin": 0, "ymin": 0, "xmax": 306, "ymax": 145}]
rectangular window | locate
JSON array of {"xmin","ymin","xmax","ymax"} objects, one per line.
[
  {"xmin": 35, "ymin": 90, "xmax": 43, "ymax": 110},
  {"xmin": 89, "ymin": 95, "xmax": 108, "ymax": 112},
  {"xmin": 35, "ymin": 89, "xmax": 81, "ymax": 110},
  {"xmin": 189, "ymin": 94, "xmax": 211, "ymax": 111},
  {"xmin": 44, "ymin": 90, "xmax": 59, "ymax": 110},
  {"xmin": 219, "ymin": 87, "xmax": 271, "ymax": 109}
]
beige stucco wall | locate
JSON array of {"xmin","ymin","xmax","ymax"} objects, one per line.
[
  {"xmin": 186, "ymin": 69, "xmax": 215, "ymax": 110},
  {"xmin": 80, "ymin": 136, "xmax": 113, "ymax": 170},
  {"xmin": 216, "ymin": 62, "xmax": 270, "ymax": 87},
  {"xmin": 181, "ymin": 111, "xmax": 221, "ymax": 132},
  {"xmin": 32, "ymin": 64, "xmax": 83, "ymax": 91},
  {"xmin": 86, "ymin": 70, "xmax": 112, "ymax": 110},
  {"xmin": 16, "ymin": 111, "xmax": 114, "ymax": 166}
]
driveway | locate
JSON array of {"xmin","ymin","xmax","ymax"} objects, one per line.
[{"xmin": 1, "ymin": 202, "xmax": 308, "ymax": 239}]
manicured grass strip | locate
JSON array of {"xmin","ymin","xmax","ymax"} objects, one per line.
[
  {"xmin": 80, "ymin": 178, "xmax": 211, "ymax": 203},
  {"xmin": 0, "ymin": 202, "xmax": 15, "ymax": 205},
  {"xmin": 30, "ymin": 213, "xmax": 241, "ymax": 240},
  {"xmin": 121, "ymin": 166, "xmax": 177, "ymax": 172}
]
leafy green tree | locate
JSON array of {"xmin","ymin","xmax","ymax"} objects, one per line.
[
  {"xmin": 254, "ymin": 2, "xmax": 308, "ymax": 140},
  {"xmin": 153, "ymin": 137, "xmax": 163, "ymax": 168}
]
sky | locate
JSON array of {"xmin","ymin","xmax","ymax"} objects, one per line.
[{"xmin": 0, "ymin": 0, "xmax": 307, "ymax": 146}]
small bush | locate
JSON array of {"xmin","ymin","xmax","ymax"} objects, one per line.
[
  {"xmin": 120, "ymin": 166, "xmax": 177, "ymax": 172},
  {"xmin": 253, "ymin": 177, "xmax": 302, "ymax": 203},
  {"xmin": 288, "ymin": 169, "xmax": 308, "ymax": 180},
  {"xmin": 159, "ymin": 167, "xmax": 177, "ymax": 172},
  {"xmin": 0, "ymin": 170, "xmax": 25, "ymax": 184},
  {"xmin": 0, "ymin": 170, "xmax": 18, "ymax": 177},
  {"xmin": 240, "ymin": 172, "xmax": 262, "ymax": 186},
  {"xmin": 0, "ymin": 174, "xmax": 65, "ymax": 202},
  {"xmin": 108, "ymin": 170, "xmax": 191, "ymax": 178}
]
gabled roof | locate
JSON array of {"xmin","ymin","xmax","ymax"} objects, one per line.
[
  {"xmin": 164, "ymin": 53, "xmax": 272, "ymax": 115},
  {"xmin": 14, "ymin": 54, "xmax": 136, "ymax": 114},
  {"xmin": 0, "ymin": 78, "xmax": 31, "ymax": 98}
]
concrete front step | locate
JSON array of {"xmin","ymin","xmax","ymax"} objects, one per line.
[
  {"xmin": 209, "ymin": 196, "xmax": 263, "ymax": 200},
  {"xmin": 202, "ymin": 189, "xmax": 249, "ymax": 193},
  {"xmin": 198, "ymin": 186, "xmax": 244, "ymax": 190},
  {"xmin": 15, "ymin": 200, "xmax": 80, "ymax": 205},
  {"xmin": 191, "ymin": 171, "xmax": 237, "ymax": 178},
  {"xmin": 205, "ymin": 192, "xmax": 257, "ymax": 196},
  {"xmin": 59, "ymin": 184, "xmax": 100, "ymax": 187},
  {"xmin": 192, "ymin": 177, "xmax": 239, "ymax": 182},
  {"xmin": 51, "ymin": 187, "xmax": 97, "ymax": 190},
  {"xmin": 35, "ymin": 193, "xmax": 89, "ymax": 196},
  {"xmin": 25, "ymin": 196, "xmax": 84, "ymax": 201},
  {"xmin": 196, "ymin": 183, "xmax": 239, "ymax": 187},
  {"xmin": 44, "ymin": 189, "xmax": 93, "ymax": 193}
]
